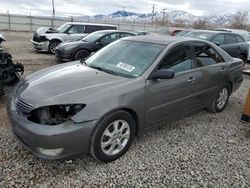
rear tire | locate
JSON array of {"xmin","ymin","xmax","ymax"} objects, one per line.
[
  {"xmin": 90, "ymin": 111, "xmax": 136, "ymax": 162},
  {"xmin": 74, "ymin": 49, "xmax": 90, "ymax": 60},
  {"xmin": 207, "ymin": 86, "xmax": 230, "ymax": 113}
]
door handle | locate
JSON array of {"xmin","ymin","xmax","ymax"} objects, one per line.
[
  {"xmin": 220, "ymin": 67, "xmax": 228, "ymax": 72},
  {"xmin": 187, "ymin": 77, "xmax": 196, "ymax": 82}
]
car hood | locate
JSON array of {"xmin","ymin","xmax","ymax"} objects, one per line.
[
  {"xmin": 17, "ymin": 62, "xmax": 129, "ymax": 108},
  {"xmin": 36, "ymin": 27, "xmax": 59, "ymax": 35}
]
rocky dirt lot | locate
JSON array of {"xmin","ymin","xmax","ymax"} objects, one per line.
[{"xmin": 0, "ymin": 31, "xmax": 250, "ymax": 187}]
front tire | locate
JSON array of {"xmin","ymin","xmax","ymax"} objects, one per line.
[
  {"xmin": 207, "ymin": 86, "xmax": 230, "ymax": 113},
  {"xmin": 74, "ymin": 49, "xmax": 90, "ymax": 60},
  {"xmin": 90, "ymin": 111, "xmax": 136, "ymax": 162},
  {"xmin": 49, "ymin": 40, "xmax": 60, "ymax": 54}
]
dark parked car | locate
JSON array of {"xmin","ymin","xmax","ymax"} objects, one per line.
[
  {"xmin": 55, "ymin": 30, "xmax": 135, "ymax": 61},
  {"xmin": 8, "ymin": 36, "xmax": 243, "ymax": 162},
  {"xmin": 184, "ymin": 30, "xmax": 249, "ymax": 63}
]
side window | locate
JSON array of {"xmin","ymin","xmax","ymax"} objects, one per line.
[
  {"xmin": 102, "ymin": 26, "xmax": 117, "ymax": 30},
  {"xmin": 193, "ymin": 42, "xmax": 224, "ymax": 67},
  {"xmin": 85, "ymin": 25, "xmax": 102, "ymax": 33},
  {"xmin": 120, "ymin": 33, "xmax": 134, "ymax": 38},
  {"xmin": 158, "ymin": 44, "xmax": 192, "ymax": 73},
  {"xmin": 224, "ymin": 34, "xmax": 237, "ymax": 44},
  {"xmin": 211, "ymin": 34, "xmax": 224, "ymax": 44},
  {"xmin": 67, "ymin": 25, "xmax": 85, "ymax": 34},
  {"xmin": 100, "ymin": 33, "xmax": 120, "ymax": 43},
  {"xmin": 236, "ymin": 35, "xmax": 244, "ymax": 43}
]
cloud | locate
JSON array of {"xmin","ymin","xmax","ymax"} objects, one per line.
[{"xmin": 0, "ymin": 0, "xmax": 249, "ymax": 16}]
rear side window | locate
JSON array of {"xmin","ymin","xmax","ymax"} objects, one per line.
[
  {"xmin": 236, "ymin": 35, "xmax": 244, "ymax": 43},
  {"xmin": 102, "ymin": 26, "xmax": 117, "ymax": 30},
  {"xmin": 193, "ymin": 42, "xmax": 224, "ymax": 67},
  {"xmin": 224, "ymin": 34, "xmax": 237, "ymax": 44},
  {"xmin": 211, "ymin": 34, "xmax": 225, "ymax": 44},
  {"xmin": 158, "ymin": 43, "xmax": 192, "ymax": 73},
  {"xmin": 85, "ymin": 25, "xmax": 103, "ymax": 33}
]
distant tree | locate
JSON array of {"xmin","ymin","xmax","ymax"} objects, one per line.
[
  {"xmin": 193, "ymin": 18, "xmax": 208, "ymax": 29},
  {"xmin": 230, "ymin": 11, "xmax": 249, "ymax": 29}
]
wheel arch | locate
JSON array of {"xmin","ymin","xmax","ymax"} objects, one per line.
[{"xmin": 91, "ymin": 107, "xmax": 140, "ymax": 137}]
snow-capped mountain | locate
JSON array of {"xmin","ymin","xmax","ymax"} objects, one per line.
[{"xmin": 92, "ymin": 10, "xmax": 250, "ymax": 26}]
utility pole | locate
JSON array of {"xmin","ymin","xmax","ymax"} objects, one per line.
[
  {"xmin": 52, "ymin": 0, "xmax": 55, "ymax": 17},
  {"xmin": 122, "ymin": 6, "xmax": 126, "ymax": 22},
  {"xmin": 161, "ymin": 8, "xmax": 167, "ymax": 26},
  {"xmin": 151, "ymin": 3, "xmax": 155, "ymax": 25}
]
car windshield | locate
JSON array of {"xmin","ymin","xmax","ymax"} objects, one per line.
[
  {"xmin": 82, "ymin": 32, "xmax": 107, "ymax": 42},
  {"xmin": 185, "ymin": 32, "xmax": 214, "ymax": 40},
  {"xmin": 57, "ymin": 24, "xmax": 71, "ymax": 33},
  {"xmin": 85, "ymin": 40, "xmax": 165, "ymax": 78}
]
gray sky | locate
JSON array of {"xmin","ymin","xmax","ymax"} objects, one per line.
[{"xmin": 0, "ymin": 0, "xmax": 249, "ymax": 16}]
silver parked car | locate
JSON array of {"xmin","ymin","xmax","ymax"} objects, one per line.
[
  {"xmin": 31, "ymin": 22, "xmax": 117, "ymax": 53},
  {"xmin": 8, "ymin": 36, "xmax": 243, "ymax": 162}
]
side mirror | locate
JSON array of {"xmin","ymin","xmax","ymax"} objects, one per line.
[
  {"xmin": 67, "ymin": 30, "xmax": 73, "ymax": 34},
  {"xmin": 150, "ymin": 69, "xmax": 175, "ymax": 80},
  {"xmin": 213, "ymin": 41, "xmax": 221, "ymax": 46}
]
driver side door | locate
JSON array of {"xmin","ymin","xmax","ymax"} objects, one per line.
[
  {"xmin": 95, "ymin": 33, "xmax": 120, "ymax": 51},
  {"xmin": 145, "ymin": 42, "xmax": 198, "ymax": 128}
]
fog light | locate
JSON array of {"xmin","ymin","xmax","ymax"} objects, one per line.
[{"xmin": 37, "ymin": 148, "xmax": 64, "ymax": 157}]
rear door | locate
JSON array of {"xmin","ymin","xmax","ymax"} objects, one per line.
[
  {"xmin": 189, "ymin": 41, "xmax": 228, "ymax": 108},
  {"xmin": 146, "ymin": 42, "xmax": 198, "ymax": 127},
  {"xmin": 219, "ymin": 34, "xmax": 239, "ymax": 57}
]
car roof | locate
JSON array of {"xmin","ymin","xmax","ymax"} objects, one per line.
[
  {"xmin": 122, "ymin": 35, "xmax": 204, "ymax": 45},
  {"xmin": 91, "ymin": 30, "xmax": 135, "ymax": 35},
  {"xmin": 64, "ymin": 22, "xmax": 117, "ymax": 27},
  {"xmin": 188, "ymin": 30, "xmax": 243, "ymax": 35}
]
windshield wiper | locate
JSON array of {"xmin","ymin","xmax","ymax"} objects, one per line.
[{"xmin": 89, "ymin": 65, "xmax": 118, "ymax": 76}]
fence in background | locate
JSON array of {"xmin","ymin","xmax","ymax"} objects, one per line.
[{"xmin": 0, "ymin": 13, "xmax": 165, "ymax": 32}]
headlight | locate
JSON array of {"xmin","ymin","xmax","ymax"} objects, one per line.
[{"xmin": 28, "ymin": 104, "xmax": 85, "ymax": 125}]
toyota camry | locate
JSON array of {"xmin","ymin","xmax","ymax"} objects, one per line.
[{"xmin": 8, "ymin": 36, "xmax": 243, "ymax": 162}]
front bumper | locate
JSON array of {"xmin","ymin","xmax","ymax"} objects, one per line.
[
  {"xmin": 31, "ymin": 40, "xmax": 50, "ymax": 52},
  {"xmin": 55, "ymin": 48, "xmax": 74, "ymax": 61},
  {"xmin": 7, "ymin": 97, "xmax": 97, "ymax": 160}
]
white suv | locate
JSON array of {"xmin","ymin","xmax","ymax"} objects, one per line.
[{"xmin": 31, "ymin": 22, "xmax": 117, "ymax": 53}]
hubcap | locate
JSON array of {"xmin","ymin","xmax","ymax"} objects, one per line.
[
  {"xmin": 50, "ymin": 43, "xmax": 58, "ymax": 53},
  {"xmin": 216, "ymin": 88, "xmax": 228, "ymax": 109},
  {"xmin": 101, "ymin": 120, "xmax": 130, "ymax": 156}
]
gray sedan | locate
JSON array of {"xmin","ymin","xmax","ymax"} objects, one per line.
[{"xmin": 7, "ymin": 36, "xmax": 243, "ymax": 162}]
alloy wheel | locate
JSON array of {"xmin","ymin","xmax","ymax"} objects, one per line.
[{"xmin": 100, "ymin": 120, "xmax": 130, "ymax": 156}]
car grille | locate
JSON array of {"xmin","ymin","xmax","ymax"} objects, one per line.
[{"xmin": 16, "ymin": 98, "xmax": 34, "ymax": 114}]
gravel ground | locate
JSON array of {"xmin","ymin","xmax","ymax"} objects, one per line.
[{"xmin": 0, "ymin": 31, "xmax": 250, "ymax": 187}]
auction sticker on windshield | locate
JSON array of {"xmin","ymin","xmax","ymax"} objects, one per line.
[{"xmin": 116, "ymin": 62, "xmax": 135, "ymax": 72}]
